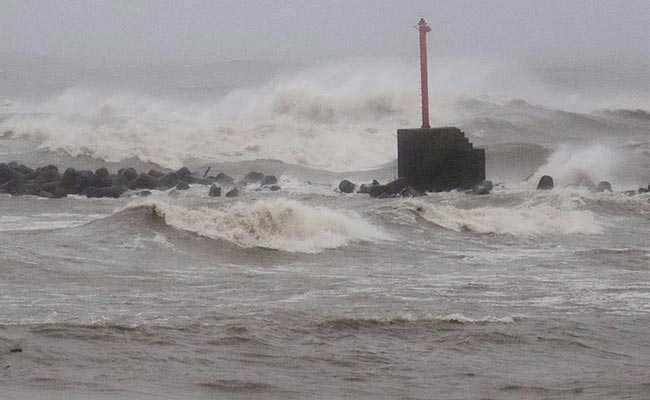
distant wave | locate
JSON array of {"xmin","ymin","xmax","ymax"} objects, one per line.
[
  {"xmin": 318, "ymin": 314, "xmax": 516, "ymax": 331},
  {"xmin": 123, "ymin": 199, "xmax": 390, "ymax": 253}
]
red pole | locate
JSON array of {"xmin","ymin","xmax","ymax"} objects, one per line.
[{"xmin": 417, "ymin": 18, "xmax": 431, "ymax": 129}]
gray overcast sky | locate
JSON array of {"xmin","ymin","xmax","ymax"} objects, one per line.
[{"xmin": 1, "ymin": 0, "xmax": 648, "ymax": 64}]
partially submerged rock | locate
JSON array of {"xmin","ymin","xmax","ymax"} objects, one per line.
[
  {"xmin": 468, "ymin": 180, "xmax": 493, "ymax": 195},
  {"xmin": 338, "ymin": 179, "xmax": 356, "ymax": 194},
  {"xmin": 596, "ymin": 181, "xmax": 612, "ymax": 192},
  {"xmin": 208, "ymin": 184, "xmax": 221, "ymax": 197},
  {"xmin": 369, "ymin": 178, "xmax": 421, "ymax": 198},
  {"xmin": 225, "ymin": 187, "xmax": 240, "ymax": 197}
]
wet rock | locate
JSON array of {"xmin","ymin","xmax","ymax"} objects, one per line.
[
  {"xmin": 119, "ymin": 167, "xmax": 138, "ymax": 182},
  {"xmin": 9, "ymin": 348, "xmax": 22, "ymax": 353},
  {"xmin": 269, "ymin": 185, "xmax": 281, "ymax": 191},
  {"xmin": 8, "ymin": 162, "xmax": 33, "ymax": 176},
  {"xmin": 147, "ymin": 169, "xmax": 164, "ymax": 178},
  {"xmin": 159, "ymin": 172, "xmax": 180, "ymax": 188},
  {"xmin": 85, "ymin": 186, "xmax": 127, "ymax": 198},
  {"xmin": 369, "ymin": 178, "xmax": 409, "ymax": 198},
  {"xmin": 0, "ymin": 178, "xmax": 25, "ymax": 195},
  {"xmin": 136, "ymin": 190, "xmax": 152, "ymax": 197},
  {"xmin": 0, "ymin": 163, "xmax": 17, "ymax": 184},
  {"xmin": 243, "ymin": 171, "xmax": 265, "ymax": 184},
  {"xmin": 225, "ymin": 187, "xmax": 240, "ymax": 197},
  {"xmin": 624, "ymin": 190, "xmax": 637, "ymax": 196},
  {"xmin": 95, "ymin": 167, "xmax": 110, "ymax": 178},
  {"xmin": 640, "ymin": 187, "xmax": 649, "ymax": 194},
  {"xmin": 214, "ymin": 172, "xmax": 234, "ymax": 185},
  {"xmin": 40, "ymin": 181, "xmax": 66, "ymax": 198},
  {"xmin": 76, "ymin": 170, "xmax": 98, "ymax": 193},
  {"xmin": 261, "ymin": 175, "xmax": 278, "ymax": 186},
  {"xmin": 61, "ymin": 168, "xmax": 78, "ymax": 191},
  {"xmin": 338, "ymin": 179, "xmax": 356, "ymax": 194},
  {"xmin": 35, "ymin": 165, "xmax": 60, "ymax": 183},
  {"xmin": 175, "ymin": 181, "xmax": 190, "ymax": 191},
  {"xmin": 358, "ymin": 180, "xmax": 380, "ymax": 194},
  {"xmin": 536, "ymin": 175, "xmax": 554, "ymax": 190},
  {"xmin": 130, "ymin": 173, "xmax": 158, "ymax": 190},
  {"xmin": 176, "ymin": 167, "xmax": 192, "ymax": 180},
  {"xmin": 469, "ymin": 180, "xmax": 493, "ymax": 195},
  {"xmin": 208, "ymin": 184, "xmax": 221, "ymax": 197},
  {"xmin": 596, "ymin": 181, "xmax": 612, "ymax": 192}
]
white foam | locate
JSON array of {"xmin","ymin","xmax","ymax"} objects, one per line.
[
  {"xmin": 401, "ymin": 198, "xmax": 603, "ymax": 236},
  {"xmin": 126, "ymin": 198, "xmax": 390, "ymax": 253}
]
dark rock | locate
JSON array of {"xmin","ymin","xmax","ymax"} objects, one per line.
[
  {"xmin": 176, "ymin": 167, "xmax": 191, "ymax": 179},
  {"xmin": 0, "ymin": 178, "xmax": 25, "ymax": 195},
  {"xmin": 469, "ymin": 180, "xmax": 493, "ymax": 195},
  {"xmin": 338, "ymin": 179, "xmax": 356, "ymax": 194},
  {"xmin": 225, "ymin": 188, "xmax": 239, "ymax": 197},
  {"xmin": 85, "ymin": 186, "xmax": 126, "ymax": 198},
  {"xmin": 214, "ymin": 172, "xmax": 234, "ymax": 185},
  {"xmin": 624, "ymin": 190, "xmax": 637, "ymax": 196},
  {"xmin": 596, "ymin": 181, "xmax": 612, "ymax": 192},
  {"xmin": 136, "ymin": 190, "xmax": 152, "ymax": 197},
  {"xmin": 0, "ymin": 163, "xmax": 17, "ymax": 184},
  {"xmin": 269, "ymin": 185, "xmax": 281, "ymax": 191},
  {"xmin": 358, "ymin": 180, "xmax": 380, "ymax": 194},
  {"xmin": 208, "ymin": 184, "xmax": 221, "ymax": 197},
  {"xmin": 76, "ymin": 170, "xmax": 97, "ymax": 193},
  {"xmin": 61, "ymin": 168, "xmax": 78, "ymax": 190},
  {"xmin": 148, "ymin": 169, "xmax": 164, "ymax": 178},
  {"xmin": 35, "ymin": 165, "xmax": 60, "ymax": 183},
  {"xmin": 95, "ymin": 167, "xmax": 110, "ymax": 178},
  {"xmin": 261, "ymin": 175, "xmax": 278, "ymax": 186},
  {"xmin": 243, "ymin": 171, "xmax": 265, "ymax": 184},
  {"xmin": 119, "ymin": 168, "xmax": 138, "ymax": 182},
  {"xmin": 536, "ymin": 175, "xmax": 554, "ymax": 190},
  {"xmin": 640, "ymin": 187, "xmax": 649, "ymax": 194},
  {"xmin": 369, "ymin": 178, "xmax": 409, "ymax": 198},
  {"xmin": 130, "ymin": 173, "xmax": 158, "ymax": 190},
  {"xmin": 9, "ymin": 348, "xmax": 22, "ymax": 353},
  {"xmin": 40, "ymin": 181, "xmax": 66, "ymax": 198},
  {"xmin": 175, "ymin": 181, "xmax": 190, "ymax": 190},
  {"xmin": 8, "ymin": 162, "xmax": 33, "ymax": 176},
  {"xmin": 159, "ymin": 172, "xmax": 180, "ymax": 188}
]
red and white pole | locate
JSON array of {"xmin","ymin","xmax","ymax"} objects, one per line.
[{"xmin": 417, "ymin": 18, "xmax": 431, "ymax": 129}]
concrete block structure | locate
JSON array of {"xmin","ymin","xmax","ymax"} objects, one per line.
[{"xmin": 397, "ymin": 127, "xmax": 485, "ymax": 192}]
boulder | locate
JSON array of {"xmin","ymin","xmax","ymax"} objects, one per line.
[
  {"xmin": 536, "ymin": 175, "xmax": 554, "ymax": 190},
  {"xmin": 136, "ymin": 190, "xmax": 152, "ymax": 197},
  {"xmin": 75, "ymin": 170, "xmax": 98, "ymax": 193},
  {"xmin": 469, "ymin": 180, "xmax": 493, "ymax": 195},
  {"xmin": 85, "ymin": 186, "xmax": 127, "ymax": 198},
  {"xmin": 35, "ymin": 165, "xmax": 60, "ymax": 183},
  {"xmin": 269, "ymin": 185, "xmax": 281, "ymax": 191},
  {"xmin": 640, "ymin": 187, "xmax": 649, "ymax": 194},
  {"xmin": 369, "ymin": 178, "xmax": 409, "ymax": 198},
  {"xmin": 175, "ymin": 167, "xmax": 192, "ymax": 180},
  {"xmin": 40, "ymin": 181, "xmax": 66, "ymax": 198},
  {"xmin": 95, "ymin": 167, "xmax": 110, "ymax": 178},
  {"xmin": 119, "ymin": 167, "xmax": 138, "ymax": 182},
  {"xmin": 130, "ymin": 173, "xmax": 158, "ymax": 190},
  {"xmin": 8, "ymin": 162, "xmax": 33, "ymax": 176},
  {"xmin": 225, "ymin": 188, "xmax": 240, "ymax": 197},
  {"xmin": 147, "ymin": 169, "xmax": 164, "ymax": 178},
  {"xmin": 261, "ymin": 175, "xmax": 278, "ymax": 186},
  {"xmin": 214, "ymin": 172, "xmax": 234, "ymax": 185},
  {"xmin": 61, "ymin": 168, "xmax": 78, "ymax": 190},
  {"xmin": 0, "ymin": 163, "xmax": 17, "ymax": 184},
  {"xmin": 358, "ymin": 180, "xmax": 380, "ymax": 194},
  {"xmin": 338, "ymin": 179, "xmax": 356, "ymax": 194},
  {"xmin": 159, "ymin": 172, "xmax": 180, "ymax": 188},
  {"xmin": 243, "ymin": 171, "xmax": 265, "ymax": 184},
  {"xmin": 596, "ymin": 181, "xmax": 612, "ymax": 192},
  {"xmin": 208, "ymin": 184, "xmax": 221, "ymax": 197},
  {"xmin": 0, "ymin": 178, "xmax": 25, "ymax": 195},
  {"xmin": 175, "ymin": 181, "xmax": 190, "ymax": 191}
]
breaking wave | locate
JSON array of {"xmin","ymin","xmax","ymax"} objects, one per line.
[
  {"xmin": 318, "ymin": 313, "xmax": 516, "ymax": 330},
  {"xmin": 124, "ymin": 199, "xmax": 390, "ymax": 253},
  {"xmin": 397, "ymin": 198, "xmax": 603, "ymax": 236}
]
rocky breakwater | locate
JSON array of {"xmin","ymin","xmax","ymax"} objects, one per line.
[{"xmin": 0, "ymin": 162, "xmax": 281, "ymax": 199}]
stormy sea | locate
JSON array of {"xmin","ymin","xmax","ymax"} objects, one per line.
[{"xmin": 1, "ymin": 61, "xmax": 650, "ymax": 399}]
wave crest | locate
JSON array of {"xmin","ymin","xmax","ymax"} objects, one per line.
[{"xmin": 127, "ymin": 199, "xmax": 389, "ymax": 253}]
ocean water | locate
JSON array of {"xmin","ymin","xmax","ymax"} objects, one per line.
[{"xmin": 1, "ymin": 62, "xmax": 650, "ymax": 399}]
